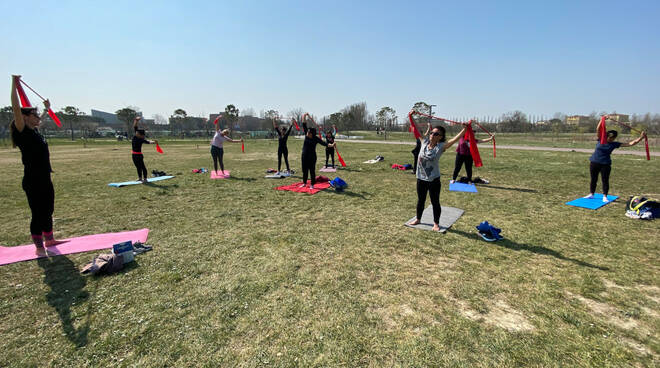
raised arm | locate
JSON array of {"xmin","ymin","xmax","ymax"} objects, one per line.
[
  {"xmin": 443, "ymin": 126, "xmax": 468, "ymax": 152},
  {"xmin": 621, "ymin": 131, "xmax": 646, "ymax": 147},
  {"xmin": 477, "ymin": 135, "xmax": 494, "ymax": 144},
  {"xmin": 11, "ymin": 76, "xmax": 25, "ymax": 132},
  {"xmin": 302, "ymin": 121, "xmax": 308, "ymax": 134},
  {"xmin": 424, "ymin": 123, "xmax": 431, "ymax": 137},
  {"xmin": 285, "ymin": 124, "xmax": 293, "ymax": 137},
  {"xmin": 133, "ymin": 116, "xmax": 141, "ymax": 131},
  {"xmin": 332, "ymin": 124, "xmax": 337, "ymax": 137}
]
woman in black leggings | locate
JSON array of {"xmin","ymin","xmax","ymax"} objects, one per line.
[
  {"xmin": 273, "ymin": 119, "xmax": 293, "ymax": 174},
  {"xmin": 585, "ymin": 119, "xmax": 646, "ymax": 202},
  {"xmin": 132, "ymin": 117, "xmax": 157, "ymax": 183},
  {"xmin": 301, "ymin": 121, "xmax": 334, "ymax": 189},
  {"xmin": 10, "ymin": 75, "xmax": 59, "ymax": 251},
  {"xmin": 408, "ymin": 123, "xmax": 467, "ymax": 232}
]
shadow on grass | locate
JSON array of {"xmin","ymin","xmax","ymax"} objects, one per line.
[
  {"xmin": 333, "ymin": 190, "xmax": 371, "ymax": 200},
  {"xmin": 450, "ymin": 229, "xmax": 609, "ymax": 271},
  {"xmin": 228, "ymin": 176, "xmax": 257, "ymax": 182},
  {"xmin": 37, "ymin": 255, "xmax": 90, "ymax": 347},
  {"xmin": 143, "ymin": 182, "xmax": 179, "ymax": 190},
  {"xmin": 479, "ymin": 185, "xmax": 538, "ymax": 193}
]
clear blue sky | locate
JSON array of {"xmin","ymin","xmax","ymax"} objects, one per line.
[{"xmin": 2, "ymin": 0, "xmax": 659, "ymax": 122}]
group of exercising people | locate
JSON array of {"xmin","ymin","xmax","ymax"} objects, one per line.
[{"xmin": 8, "ymin": 74, "xmax": 650, "ymax": 251}]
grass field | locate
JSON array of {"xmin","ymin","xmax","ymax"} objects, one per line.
[{"xmin": 0, "ymin": 137, "xmax": 658, "ymax": 367}]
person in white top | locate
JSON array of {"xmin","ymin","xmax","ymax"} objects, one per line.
[{"xmin": 210, "ymin": 119, "xmax": 242, "ymax": 175}]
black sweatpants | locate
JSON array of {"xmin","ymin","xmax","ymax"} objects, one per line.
[
  {"xmin": 453, "ymin": 153, "xmax": 473, "ymax": 181},
  {"xmin": 132, "ymin": 153, "xmax": 148, "ymax": 179},
  {"xmin": 416, "ymin": 178, "xmax": 441, "ymax": 224},
  {"xmin": 325, "ymin": 148, "xmax": 335, "ymax": 167},
  {"xmin": 211, "ymin": 145, "xmax": 224, "ymax": 173},
  {"xmin": 23, "ymin": 176, "xmax": 54, "ymax": 236},
  {"xmin": 590, "ymin": 162, "xmax": 612, "ymax": 195},
  {"xmin": 278, "ymin": 146, "xmax": 290, "ymax": 172},
  {"xmin": 302, "ymin": 154, "xmax": 317, "ymax": 185}
]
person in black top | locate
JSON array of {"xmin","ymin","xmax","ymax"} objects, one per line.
[
  {"xmin": 132, "ymin": 117, "xmax": 158, "ymax": 183},
  {"xmin": 273, "ymin": 119, "xmax": 293, "ymax": 174},
  {"xmin": 10, "ymin": 75, "xmax": 59, "ymax": 251},
  {"xmin": 411, "ymin": 137, "xmax": 421, "ymax": 175},
  {"xmin": 324, "ymin": 125, "xmax": 336, "ymax": 168},
  {"xmin": 301, "ymin": 121, "xmax": 334, "ymax": 189}
]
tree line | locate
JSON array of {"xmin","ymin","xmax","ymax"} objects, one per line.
[{"xmin": 2, "ymin": 101, "xmax": 658, "ymax": 140}]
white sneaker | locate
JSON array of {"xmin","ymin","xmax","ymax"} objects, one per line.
[
  {"xmin": 450, "ymin": 180, "xmax": 455, "ymax": 184},
  {"xmin": 310, "ymin": 185, "xmax": 315, "ymax": 190},
  {"xmin": 299, "ymin": 183, "xmax": 306, "ymax": 188},
  {"xmin": 584, "ymin": 194, "xmax": 595, "ymax": 199},
  {"xmin": 602, "ymin": 196, "xmax": 609, "ymax": 203}
]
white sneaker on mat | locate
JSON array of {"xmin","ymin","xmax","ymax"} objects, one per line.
[
  {"xmin": 602, "ymin": 196, "xmax": 609, "ymax": 203},
  {"xmin": 584, "ymin": 194, "xmax": 594, "ymax": 199}
]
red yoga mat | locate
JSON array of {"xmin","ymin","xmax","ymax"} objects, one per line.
[
  {"xmin": 275, "ymin": 181, "xmax": 331, "ymax": 195},
  {"xmin": 0, "ymin": 228, "xmax": 150, "ymax": 266}
]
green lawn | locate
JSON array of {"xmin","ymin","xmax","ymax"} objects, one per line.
[{"xmin": 0, "ymin": 138, "xmax": 658, "ymax": 367}]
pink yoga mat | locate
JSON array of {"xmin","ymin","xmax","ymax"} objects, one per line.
[
  {"xmin": 319, "ymin": 166, "xmax": 337, "ymax": 173},
  {"xmin": 211, "ymin": 170, "xmax": 231, "ymax": 179},
  {"xmin": 0, "ymin": 228, "xmax": 150, "ymax": 266}
]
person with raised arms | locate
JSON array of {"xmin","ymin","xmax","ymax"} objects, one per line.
[
  {"xmin": 131, "ymin": 116, "xmax": 158, "ymax": 183},
  {"xmin": 585, "ymin": 119, "xmax": 646, "ymax": 202},
  {"xmin": 273, "ymin": 119, "xmax": 293, "ymax": 175},
  {"xmin": 450, "ymin": 133, "xmax": 494, "ymax": 184},
  {"xmin": 301, "ymin": 121, "xmax": 335, "ymax": 189},
  {"xmin": 324, "ymin": 124, "xmax": 337, "ymax": 168},
  {"xmin": 9, "ymin": 75, "xmax": 59, "ymax": 251},
  {"xmin": 408, "ymin": 123, "xmax": 468, "ymax": 232},
  {"xmin": 210, "ymin": 120, "xmax": 242, "ymax": 176}
]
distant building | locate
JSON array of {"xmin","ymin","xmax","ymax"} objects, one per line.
[
  {"xmin": 91, "ymin": 109, "xmax": 153, "ymax": 126},
  {"xmin": 566, "ymin": 115, "xmax": 590, "ymax": 125},
  {"xmin": 607, "ymin": 114, "xmax": 629, "ymax": 123},
  {"xmin": 91, "ymin": 109, "xmax": 120, "ymax": 125}
]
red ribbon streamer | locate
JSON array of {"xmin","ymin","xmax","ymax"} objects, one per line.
[
  {"xmin": 47, "ymin": 108, "xmax": 62, "ymax": 127},
  {"xmin": 407, "ymin": 112, "xmax": 422, "ymax": 139},
  {"xmin": 473, "ymin": 121, "xmax": 496, "ymax": 158},
  {"xmin": 610, "ymin": 118, "xmax": 650, "ymax": 161},
  {"xmin": 16, "ymin": 81, "xmax": 31, "ymax": 107},
  {"xmin": 156, "ymin": 143, "xmax": 163, "ymax": 154},
  {"xmin": 598, "ymin": 116, "xmax": 607, "ymax": 145},
  {"xmin": 292, "ymin": 118, "xmax": 300, "ymax": 131},
  {"xmin": 213, "ymin": 115, "xmax": 220, "ymax": 125},
  {"xmin": 465, "ymin": 121, "xmax": 483, "ymax": 167},
  {"xmin": 18, "ymin": 79, "xmax": 62, "ymax": 127},
  {"xmin": 335, "ymin": 147, "xmax": 346, "ymax": 167},
  {"xmin": 241, "ymin": 141, "xmax": 245, "ymax": 153}
]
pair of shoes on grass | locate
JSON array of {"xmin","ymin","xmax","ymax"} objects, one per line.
[{"xmin": 584, "ymin": 193, "xmax": 610, "ymax": 203}]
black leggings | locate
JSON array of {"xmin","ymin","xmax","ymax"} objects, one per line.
[
  {"xmin": 325, "ymin": 148, "xmax": 335, "ymax": 167},
  {"xmin": 453, "ymin": 154, "xmax": 473, "ymax": 181},
  {"xmin": 590, "ymin": 162, "xmax": 611, "ymax": 195},
  {"xmin": 211, "ymin": 145, "xmax": 224, "ymax": 173},
  {"xmin": 23, "ymin": 176, "xmax": 54, "ymax": 236},
  {"xmin": 132, "ymin": 154, "xmax": 148, "ymax": 179},
  {"xmin": 416, "ymin": 178, "xmax": 441, "ymax": 224},
  {"xmin": 278, "ymin": 146, "xmax": 289, "ymax": 172},
  {"xmin": 302, "ymin": 155, "xmax": 317, "ymax": 185}
]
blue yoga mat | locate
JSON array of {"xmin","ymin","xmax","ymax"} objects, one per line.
[
  {"xmin": 449, "ymin": 182, "xmax": 478, "ymax": 193},
  {"xmin": 565, "ymin": 194, "xmax": 618, "ymax": 210},
  {"xmin": 108, "ymin": 175, "xmax": 175, "ymax": 188}
]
